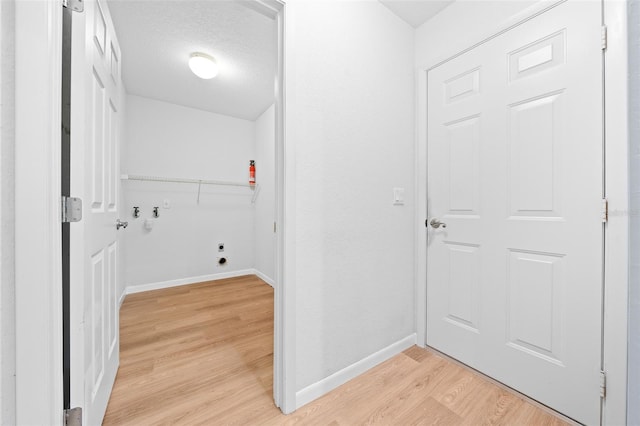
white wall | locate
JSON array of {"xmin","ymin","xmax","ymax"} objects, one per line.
[
  {"xmin": 628, "ymin": 0, "xmax": 640, "ymax": 423},
  {"xmin": 0, "ymin": 0, "xmax": 15, "ymax": 423},
  {"xmin": 254, "ymin": 104, "xmax": 276, "ymax": 285},
  {"xmin": 122, "ymin": 95, "xmax": 257, "ymax": 290},
  {"xmin": 285, "ymin": 0, "xmax": 416, "ymax": 396}
]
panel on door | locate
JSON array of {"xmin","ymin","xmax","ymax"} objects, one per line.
[{"xmin": 426, "ymin": 2, "xmax": 603, "ymax": 424}]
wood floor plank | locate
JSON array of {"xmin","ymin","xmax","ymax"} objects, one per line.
[{"xmin": 103, "ymin": 275, "xmax": 570, "ymax": 425}]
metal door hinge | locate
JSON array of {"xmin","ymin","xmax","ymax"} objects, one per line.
[
  {"xmin": 601, "ymin": 25, "xmax": 608, "ymax": 51},
  {"xmin": 600, "ymin": 370, "xmax": 607, "ymax": 398},
  {"xmin": 273, "ymin": 222, "xmax": 277, "ymax": 233},
  {"xmin": 64, "ymin": 407, "xmax": 82, "ymax": 426},
  {"xmin": 62, "ymin": 0, "xmax": 84, "ymax": 12},
  {"xmin": 602, "ymin": 198, "xmax": 608, "ymax": 223},
  {"xmin": 62, "ymin": 196, "xmax": 83, "ymax": 223}
]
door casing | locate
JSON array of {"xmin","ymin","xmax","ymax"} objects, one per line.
[{"xmin": 14, "ymin": 1, "xmax": 64, "ymax": 424}]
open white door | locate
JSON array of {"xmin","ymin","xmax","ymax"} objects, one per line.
[
  {"xmin": 426, "ymin": 2, "xmax": 603, "ymax": 424},
  {"xmin": 70, "ymin": 0, "xmax": 123, "ymax": 424}
]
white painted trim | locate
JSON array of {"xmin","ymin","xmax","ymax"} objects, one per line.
[
  {"xmin": 254, "ymin": 269, "xmax": 275, "ymax": 287},
  {"xmin": 414, "ymin": 61, "xmax": 426, "ymax": 348},
  {"xmin": 14, "ymin": 0, "xmax": 63, "ymax": 424},
  {"xmin": 121, "ymin": 269, "xmax": 275, "ymax": 301},
  {"xmin": 295, "ymin": 334, "xmax": 417, "ymax": 409},
  {"xmin": 416, "ymin": 0, "xmax": 629, "ymax": 424},
  {"xmin": 125, "ymin": 269, "xmax": 258, "ymax": 295},
  {"xmin": 118, "ymin": 289, "xmax": 126, "ymax": 308},
  {"xmin": 602, "ymin": 1, "xmax": 629, "ymax": 424},
  {"xmin": 274, "ymin": 0, "xmax": 296, "ymax": 414},
  {"xmin": 239, "ymin": 0, "xmax": 280, "ymax": 19}
]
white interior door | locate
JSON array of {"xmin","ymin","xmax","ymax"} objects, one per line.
[
  {"xmin": 70, "ymin": 0, "xmax": 123, "ymax": 424},
  {"xmin": 426, "ymin": 2, "xmax": 603, "ymax": 424}
]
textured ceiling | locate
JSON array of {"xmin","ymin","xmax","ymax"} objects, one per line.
[
  {"xmin": 107, "ymin": 0, "xmax": 276, "ymax": 121},
  {"xmin": 378, "ymin": 0, "xmax": 454, "ymax": 28}
]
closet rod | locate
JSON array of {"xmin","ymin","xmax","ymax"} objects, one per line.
[{"xmin": 121, "ymin": 174, "xmax": 253, "ymax": 188}]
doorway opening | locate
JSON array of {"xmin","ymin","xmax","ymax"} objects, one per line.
[{"xmin": 65, "ymin": 0, "xmax": 286, "ymax": 423}]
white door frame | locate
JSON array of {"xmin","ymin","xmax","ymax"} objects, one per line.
[
  {"xmin": 13, "ymin": 0, "xmax": 295, "ymax": 422},
  {"xmin": 251, "ymin": 0, "xmax": 298, "ymax": 414},
  {"xmin": 14, "ymin": 0, "xmax": 64, "ymax": 424},
  {"xmin": 415, "ymin": 1, "xmax": 629, "ymax": 424}
]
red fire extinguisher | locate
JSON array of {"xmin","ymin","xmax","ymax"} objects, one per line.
[{"xmin": 249, "ymin": 160, "xmax": 256, "ymax": 186}]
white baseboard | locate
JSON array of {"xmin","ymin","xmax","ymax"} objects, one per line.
[
  {"xmin": 118, "ymin": 289, "xmax": 126, "ymax": 307},
  {"xmin": 295, "ymin": 333, "xmax": 417, "ymax": 409},
  {"xmin": 253, "ymin": 269, "xmax": 275, "ymax": 287},
  {"xmin": 125, "ymin": 269, "xmax": 257, "ymax": 295}
]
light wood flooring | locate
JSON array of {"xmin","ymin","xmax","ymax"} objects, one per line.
[{"xmin": 103, "ymin": 275, "xmax": 568, "ymax": 425}]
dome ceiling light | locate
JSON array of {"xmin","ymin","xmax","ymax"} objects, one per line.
[{"xmin": 188, "ymin": 52, "xmax": 219, "ymax": 79}]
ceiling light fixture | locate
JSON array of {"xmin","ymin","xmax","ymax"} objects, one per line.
[{"xmin": 188, "ymin": 52, "xmax": 219, "ymax": 79}]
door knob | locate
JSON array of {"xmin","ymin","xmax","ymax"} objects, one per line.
[
  {"xmin": 429, "ymin": 218, "xmax": 447, "ymax": 229},
  {"xmin": 116, "ymin": 219, "xmax": 128, "ymax": 230}
]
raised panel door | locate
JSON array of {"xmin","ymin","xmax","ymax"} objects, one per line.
[{"xmin": 426, "ymin": 2, "xmax": 603, "ymax": 423}]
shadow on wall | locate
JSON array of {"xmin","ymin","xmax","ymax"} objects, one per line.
[{"xmin": 628, "ymin": 0, "xmax": 640, "ymax": 424}]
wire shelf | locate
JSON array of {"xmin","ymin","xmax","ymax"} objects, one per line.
[{"xmin": 121, "ymin": 174, "xmax": 259, "ymax": 203}]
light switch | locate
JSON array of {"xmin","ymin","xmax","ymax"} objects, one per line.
[{"xmin": 393, "ymin": 187, "xmax": 405, "ymax": 205}]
